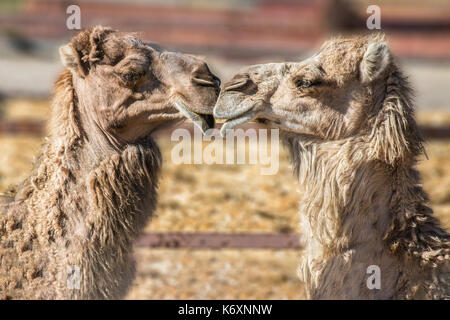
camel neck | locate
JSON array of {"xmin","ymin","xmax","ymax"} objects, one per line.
[
  {"xmin": 287, "ymin": 137, "xmax": 403, "ymax": 299},
  {"xmin": 26, "ymin": 134, "xmax": 161, "ymax": 228},
  {"xmin": 288, "ymin": 137, "xmax": 394, "ymax": 251},
  {"xmin": 23, "ymin": 134, "xmax": 161, "ymax": 238},
  {"xmin": 287, "ymin": 136, "xmax": 449, "ymax": 299},
  {"xmin": 14, "ymin": 136, "xmax": 162, "ymax": 299},
  {"xmin": 2, "ymin": 136, "xmax": 161, "ymax": 299}
]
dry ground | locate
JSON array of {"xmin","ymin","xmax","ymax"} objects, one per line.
[{"xmin": 0, "ymin": 99, "xmax": 449, "ymax": 299}]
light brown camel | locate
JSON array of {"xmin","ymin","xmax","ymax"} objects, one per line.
[
  {"xmin": 0, "ymin": 26, "xmax": 220, "ymax": 299},
  {"xmin": 214, "ymin": 34, "xmax": 450, "ymax": 299}
]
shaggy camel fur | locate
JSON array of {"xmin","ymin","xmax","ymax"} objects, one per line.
[
  {"xmin": 214, "ymin": 34, "xmax": 450, "ymax": 299},
  {"xmin": 0, "ymin": 26, "xmax": 219, "ymax": 299}
]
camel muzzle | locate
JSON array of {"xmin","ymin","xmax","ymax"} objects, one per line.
[{"xmin": 213, "ymin": 90, "xmax": 261, "ymax": 137}]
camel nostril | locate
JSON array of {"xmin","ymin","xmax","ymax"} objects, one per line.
[
  {"xmin": 223, "ymin": 74, "xmax": 251, "ymax": 91},
  {"xmin": 223, "ymin": 75, "xmax": 257, "ymax": 95},
  {"xmin": 192, "ymin": 76, "xmax": 215, "ymax": 87},
  {"xmin": 192, "ymin": 75, "xmax": 221, "ymax": 88},
  {"xmin": 224, "ymin": 80, "xmax": 247, "ymax": 91}
]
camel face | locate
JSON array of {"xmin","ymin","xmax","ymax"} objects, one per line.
[
  {"xmin": 215, "ymin": 35, "xmax": 390, "ymax": 139},
  {"xmin": 60, "ymin": 27, "xmax": 220, "ymax": 143}
]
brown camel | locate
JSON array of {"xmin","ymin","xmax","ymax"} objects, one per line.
[
  {"xmin": 0, "ymin": 26, "xmax": 220, "ymax": 299},
  {"xmin": 214, "ymin": 34, "xmax": 450, "ymax": 299}
]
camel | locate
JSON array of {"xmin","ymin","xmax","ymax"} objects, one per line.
[
  {"xmin": 214, "ymin": 34, "xmax": 450, "ymax": 299},
  {"xmin": 0, "ymin": 26, "xmax": 220, "ymax": 299}
]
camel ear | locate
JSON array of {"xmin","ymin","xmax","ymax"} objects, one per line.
[
  {"xmin": 86, "ymin": 26, "xmax": 114, "ymax": 65},
  {"xmin": 360, "ymin": 42, "xmax": 391, "ymax": 84},
  {"xmin": 59, "ymin": 44, "xmax": 79, "ymax": 69},
  {"xmin": 60, "ymin": 26, "xmax": 114, "ymax": 76}
]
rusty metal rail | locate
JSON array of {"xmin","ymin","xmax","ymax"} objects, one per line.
[
  {"xmin": 419, "ymin": 126, "xmax": 450, "ymax": 139},
  {"xmin": 1, "ymin": 120, "xmax": 450, "ymax": 139},
  {"xmin": 136, "ymin": 232, "xmax": 302, "ymax": 249},
  {"xmin": 0, "ymin": 119, "xmax": 45, "ymax": 135}
]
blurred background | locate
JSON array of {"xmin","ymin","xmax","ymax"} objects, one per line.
[{"xmin": 0, "ymin": 0, "xmax": 449, "ymax": 299}]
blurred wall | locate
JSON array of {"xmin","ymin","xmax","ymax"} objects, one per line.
[{"xmin": 0, "ymin": 0, "xmax": 449, "ymax": 109}]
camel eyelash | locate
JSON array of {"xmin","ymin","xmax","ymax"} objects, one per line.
[
  {"xmin": 116, "ymin": 69, "xmax": 145, "ymax": 85},
  {"xmin": 294, "ymin": 78, "xmax": 322, "ymax": 89}
]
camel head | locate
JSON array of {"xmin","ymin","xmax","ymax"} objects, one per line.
[
  {"xmin": 59, "ymin": 26, "xmax": 220, "ymax": 144},
  {"xmin": 214, "ymin": 34, "xmax": 423, "ymax": 164}
]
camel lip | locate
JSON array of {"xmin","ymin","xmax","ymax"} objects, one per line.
[
  {"xmin": 219, "ymin": 108, "xmax": 257, "ymax": 137},
  {"xmin": 173, "ymin": 98, "xmax": 214, "ymax": 134},
  {"xmin": 213, "ymin": 93, "xmax": 250, "ymax": 120},
  {"xmin": 223, "ymin": 107, "xmax": 254, "ymax": 122}
]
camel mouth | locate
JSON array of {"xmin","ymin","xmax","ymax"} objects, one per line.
[
  {"xmin": 213, "ymin": 90, "xmax": 254, "ymax": 119},
  {"xmin": 214, "ymin": 90, "xmax": 259, "ymax": 137},
  {"xmin": 199, "ymin": 113, "xmax": 215, "ymax": 129},
  {"xmin": 174, "ymin": 98, "xmax": 215, "ymax": 134},
  {"xmin": 219, "ymin": 108, "xmax": 257, "ymax": 137}
]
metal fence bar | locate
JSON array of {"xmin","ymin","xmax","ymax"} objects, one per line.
[
  {"xmin": 136, "ymin": 232, "xmax": 303, "ymax": 249},
  {"xmin": 0, "ymin": 119, "xmax": 45, "ymax": 135},
  {"xmin": 420, "ymin": 126, "xmax": 450, "ymax": 139}
]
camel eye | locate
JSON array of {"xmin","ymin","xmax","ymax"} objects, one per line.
[
  {"xmin": 294, "ymin": 78, "xmax": 321, "ymax": 89},
  {"xmin": 116, "ymin": 69, "xmax": 145, "ymax": 85}
]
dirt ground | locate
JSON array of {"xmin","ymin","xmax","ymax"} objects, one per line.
[{"xmin": 0, "ymin": 99, "xmax": 449, "ymax": 299}]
